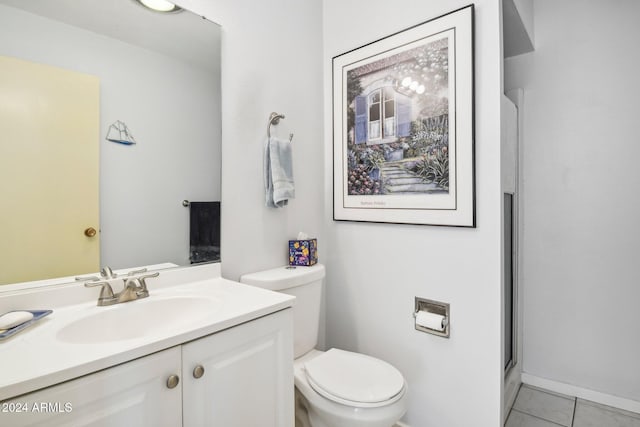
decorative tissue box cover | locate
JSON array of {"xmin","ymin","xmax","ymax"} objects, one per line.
[{"xmin": 289, "ymin": 239, "xmax": 318, "ymax": 266}]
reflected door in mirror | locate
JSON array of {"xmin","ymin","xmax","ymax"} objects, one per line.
[{"xmin": 0, "ymin": 56, "xmax": 100, "ymax": 285}]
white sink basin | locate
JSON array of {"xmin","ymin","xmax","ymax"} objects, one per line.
[{"xmin": 56, "ymin": 296, "xmax": 220, "ymax": 344}]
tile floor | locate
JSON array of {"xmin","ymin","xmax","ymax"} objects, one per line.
[{"xmin": 506, "ymin": 385, "xmax": 640, "ymax": 427}]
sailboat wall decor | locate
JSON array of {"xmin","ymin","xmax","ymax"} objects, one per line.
[{"xmin": 106, "ymin": 120, "xmax": 137, "ymax": 145}]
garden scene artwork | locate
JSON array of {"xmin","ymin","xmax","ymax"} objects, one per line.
[
  {"xmin": 333, "ymin": 5, "xmax": 474, "ymax": 226},
  {"xmin": 346, "ymin": 37, "xmax": 450, "ymax": 197}
]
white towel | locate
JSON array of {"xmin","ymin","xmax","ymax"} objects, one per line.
[{"xmin": 264, "ymin": 137, "xmax": 295, "ymax": 208}]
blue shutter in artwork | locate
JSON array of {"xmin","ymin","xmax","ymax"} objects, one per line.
[
  {"xmin": 396, "ymin": 95, "xmax": 412, "ymax": 137},
  {"xmin": 354, "ymin": 95, "xmax": 367, "ymax": 144}
]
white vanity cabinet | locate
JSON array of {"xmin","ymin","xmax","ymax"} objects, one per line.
[
  {"xmin": 1, "ymin": 309, "xmax": 293, "ymax": 427},
  {"xmin": 182, "ymin": 308, "xmax": 294, "ymax": 427},
  {"xmin": 1, "ymin": 346, "xmax": 183, "ymax": 427}
]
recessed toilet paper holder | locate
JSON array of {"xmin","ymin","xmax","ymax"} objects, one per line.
[{"xmin": 414, "ymin": 297, "xmax": 450, "ymax": 338}]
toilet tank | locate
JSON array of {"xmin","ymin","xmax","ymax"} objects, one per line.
[{"xmin": 240, "ymin": 264, "xmax": 325, "ymax": 358}]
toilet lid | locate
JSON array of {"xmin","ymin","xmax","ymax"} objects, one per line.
[{"xmin": 304, "ymin": 348, "xmax": 405, "ymax": 407}]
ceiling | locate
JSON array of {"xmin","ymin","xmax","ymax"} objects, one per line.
[{"xmin": 0, "ymin": 0, "xmax": 220, "ymax": 71}]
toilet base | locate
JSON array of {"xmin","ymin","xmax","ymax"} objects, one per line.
[
  {"xmin": 295, "ymin": 388, "xmax": 312, "ymax": 427},
  {"xmin": 296, "ymin": 387, "xmax": 340, "ymax": 427},
  {"xmin": 296, "ymin": 385, "xmax": 403, "ymax": 427}
]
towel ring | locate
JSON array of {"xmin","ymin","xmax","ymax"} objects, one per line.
[{"xmin": 267, "ymin": 112, "xmax": 294, "ymax": 142}]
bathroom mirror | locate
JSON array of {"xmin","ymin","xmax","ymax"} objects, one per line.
[{"xmin": 0, "ymin": 0, "xmax": 221, "ymax": 286}]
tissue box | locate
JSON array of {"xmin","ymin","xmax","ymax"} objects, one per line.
[{"xmin": 289, "ymin": 239, "xmax": 318, "ymax": 266}]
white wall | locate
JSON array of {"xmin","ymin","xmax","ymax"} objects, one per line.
[
  {"xmin": 177, "ymin": 0, "xmax": 325, "ymax": 282},
  {"xmin": 153, "ymin": 1, "xmax": 503, "ymax": 425},
  {"xmin": 323, "ymin": 2, "xmax": 504, "ymax": 426},
  {"xmin": 0, "ymin": 4, "xmax": 220, "ymax": 270},
  {"xmin": 505, "ymin": 0, "xmax": 640, "ymax": 403},
  {"xmin": 503, "ymin": 0, "xmax": 534, "ymax": 58},
  {"xmin": 512, "ymin": 0, "xmax": 534, "ymax": 43}
]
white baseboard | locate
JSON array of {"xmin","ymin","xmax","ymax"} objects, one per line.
[
  {"xmin": 521, "ymin": 373, "xmax": 640, "ymax": 414},
  {"xmin": 394, "ymin": 422, "xmax": 410, "ymax": 427}
]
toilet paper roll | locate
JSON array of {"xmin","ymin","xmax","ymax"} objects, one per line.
[{"xmin": 415, "ymin": 311, "xmax": 446, "ymax": 332}]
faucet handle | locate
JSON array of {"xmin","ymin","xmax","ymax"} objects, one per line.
[
  {"xmin": 100, "ymin": 266, "xmax": 116, "ymax": 279},
  {"xmin": 126, "ymin": 268, "xmax": 148, "ymax": 276},
  {"xmin": 138, "ymin": 272, "xmax": 160, "ymax": 284},
  {"xmin": 84, "ymin": 280, "xmax": 115, "ymax": 303},
  {"xmin": 75, "ymin": 275, "xmax": 101, "ymax": 282},
  {"xmin": 134, "ymin": 272, "xmax": 159, "ymax": 298}
]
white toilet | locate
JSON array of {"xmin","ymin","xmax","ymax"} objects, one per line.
[{"xmin": 240, "ymin": 264, "xmax": 408, "ymax": 427}]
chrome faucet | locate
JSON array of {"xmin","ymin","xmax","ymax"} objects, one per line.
[{"xmin": 77, "ymin": 267, "xmax": 159, "ymax": 306}]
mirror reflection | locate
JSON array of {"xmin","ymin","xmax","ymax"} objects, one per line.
[{"xmin": 0, "ymin": 0, "xmax": 222, "ymax": 286}]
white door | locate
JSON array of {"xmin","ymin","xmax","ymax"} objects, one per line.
[
  {"xmin": 182, "ymin": 309, "xmax": 294, "ymax": 427},
  {"xmin": 1, "ymin": 347, "xmax": 182, "ymax": 426}
]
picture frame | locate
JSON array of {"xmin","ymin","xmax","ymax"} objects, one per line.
[{"xmin": 332, "ymin": 5, "xmax": 475, "ymax": 227}]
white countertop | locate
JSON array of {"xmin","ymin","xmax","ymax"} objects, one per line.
[{"xmin": 0, "ymin": 264, "xmax": 294, "ymax": 401}]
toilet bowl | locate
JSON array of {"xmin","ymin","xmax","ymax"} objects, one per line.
[
  {"xmin": 240, "ymin": 264, "xmax": 408, "ymax": 427},
  {"xmin": 294, "ymin": 349, "xmax": 408, "ymax": 427}
]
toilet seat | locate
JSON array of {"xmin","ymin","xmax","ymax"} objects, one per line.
[{"xmin": 304, "ymin": 348, "xmax": 405, "ymax": 408}]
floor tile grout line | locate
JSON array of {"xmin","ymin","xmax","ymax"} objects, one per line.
[
  {"xmin": 569, "ymin": 397, "xmax": 577, "ymax": 427},
  {"xmin": 515, "ymin": 385, "xmax": 575, "ymax": 426},
  {"xmin": 510, "ymin": 409, "xmax": 567, "ymax": 427},
  {"xmin": 512, "ymin": 384, "xmax": 640, "ymax": 427},
  {"xmin": 504, "ymin": 383, "xmax": 523, "ymax": 426},
  {"xmin": 577, "ymin": 398, "xmax": 640, "ymax": 421},
  {"xmin": 522, "ymin": 384, "xmax": 575, "ymax": 402}
]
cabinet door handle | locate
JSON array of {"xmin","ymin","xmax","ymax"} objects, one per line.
[
  {"xmin": 166, "ymin": 374, "xmax": 180, "ymax": 389},
  {"xmin": 193, "ymin": 365, "xmax": 205, "ymax": 379}
]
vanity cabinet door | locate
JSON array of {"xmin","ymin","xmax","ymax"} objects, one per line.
[
  {"xmin": 182, "ymin": 309, "xmax": 294, "ymax": 427},
  {"xmin": 1, "ymin": 347, "xmax": 182, "ymax": 427}
]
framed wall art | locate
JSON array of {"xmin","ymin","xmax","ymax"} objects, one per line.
[{"xmin": 332, "ymin": 5, "xmax": 475, "ymax": 227}]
